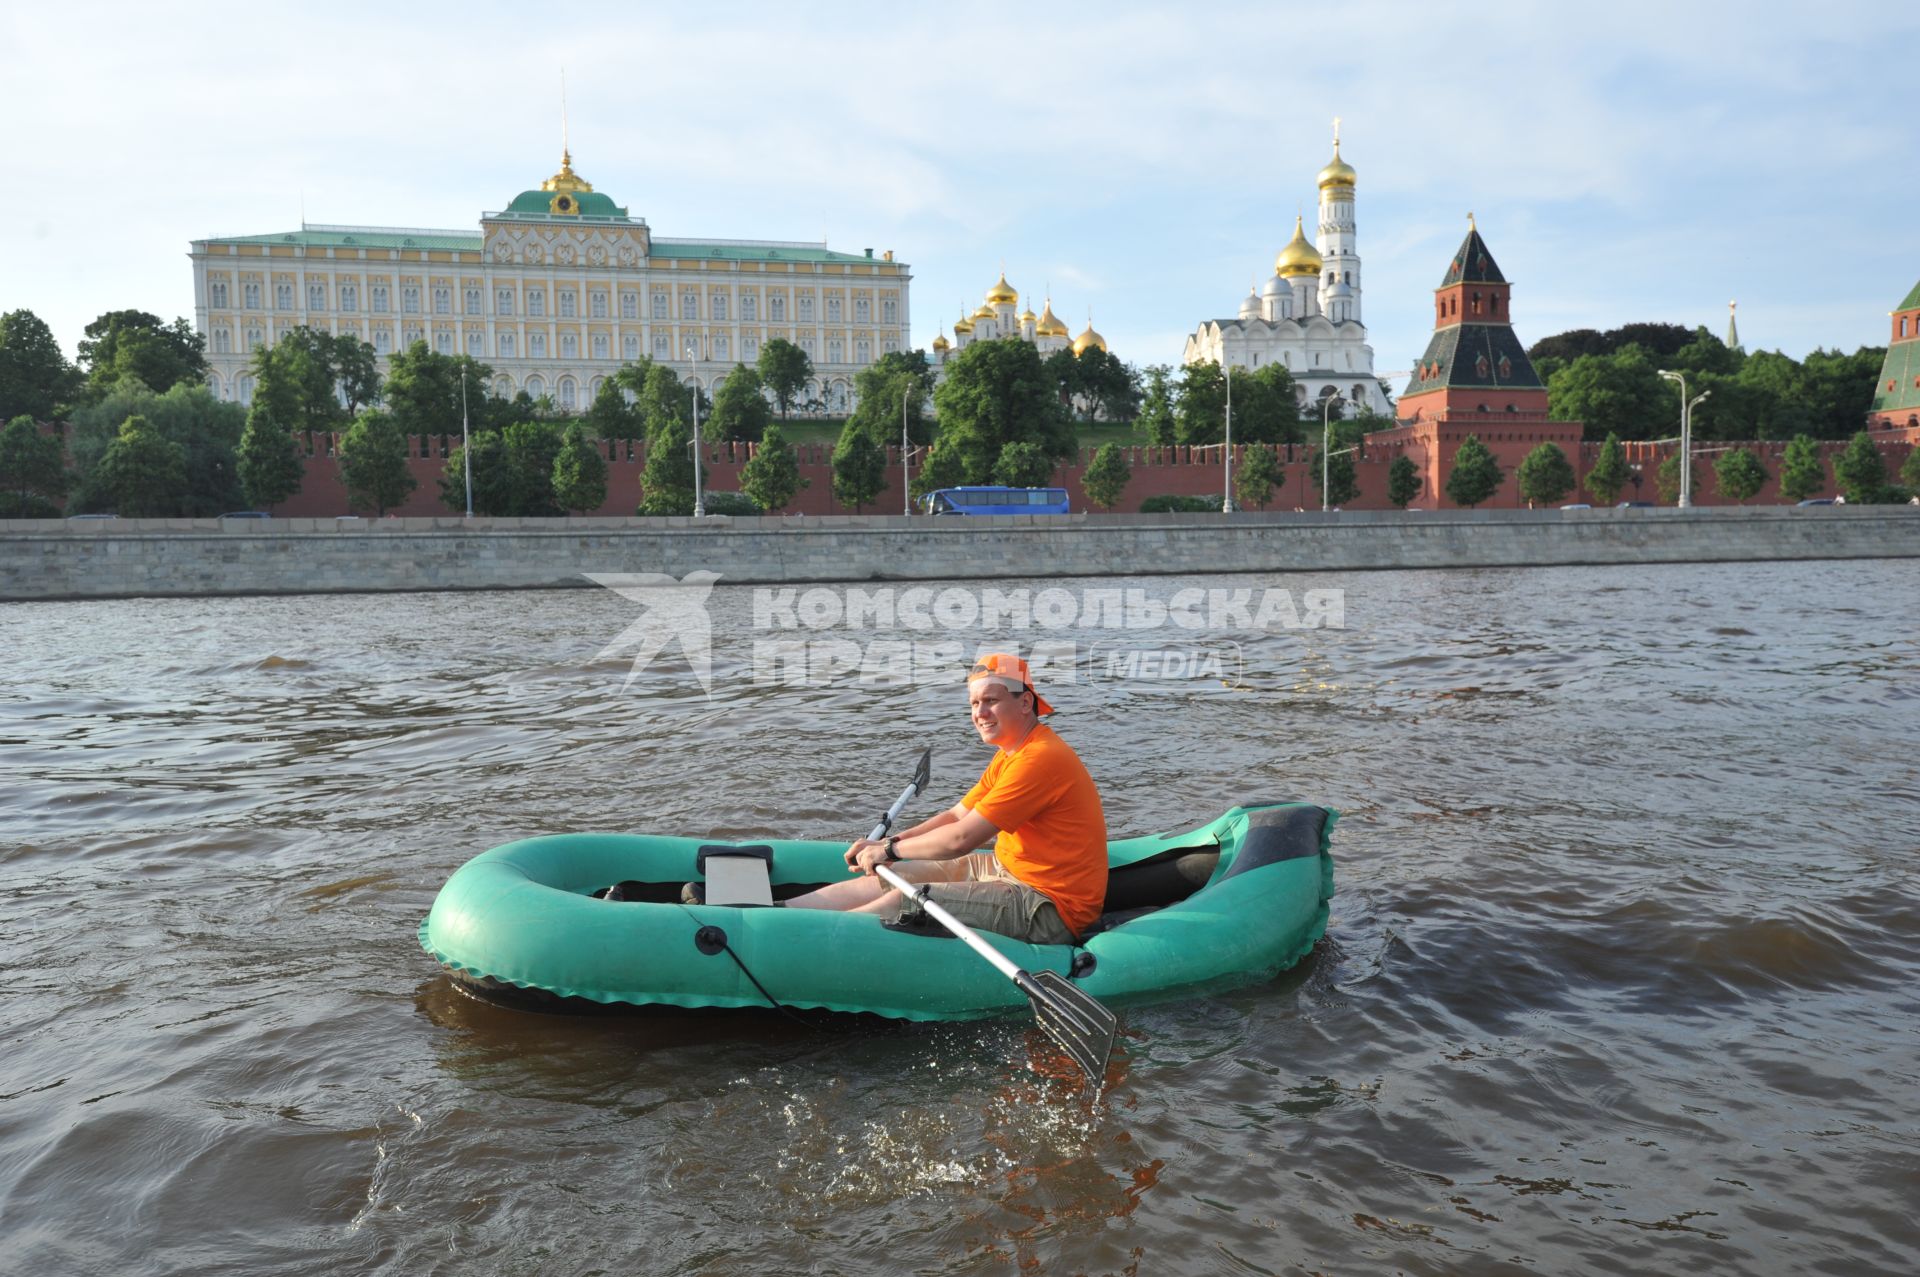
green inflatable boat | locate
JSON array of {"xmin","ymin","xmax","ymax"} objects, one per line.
[{"xmin": 418, "ymin": 802, "xmax": 1335, "ymax": 1021}]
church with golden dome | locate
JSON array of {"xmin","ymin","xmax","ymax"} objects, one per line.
[
  {"xmin": 1182, "ymin": 121, "xmax": 1393, "ymax": 417},
  {"xmin": 929, "ymin": 273, "xmax": 1109, "ymax": 373}
]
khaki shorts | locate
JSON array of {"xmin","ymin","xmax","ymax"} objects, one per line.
[{"xmin": 892, "ymin": 853, "xmax": 1078, "ymax": 946}]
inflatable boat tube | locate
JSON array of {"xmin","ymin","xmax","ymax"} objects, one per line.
[{"xmin": 419, "ymin": 802, "xmax": 1335, "ymax": 1021}]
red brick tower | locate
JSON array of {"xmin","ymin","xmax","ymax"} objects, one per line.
[
  {"xmin": 1867, "ymin": 279, "xmax": 1920, "ymax": 434},
  {"xmin": 1396, "ymin": 218, "xmax": 1552, "ymax": 423}
]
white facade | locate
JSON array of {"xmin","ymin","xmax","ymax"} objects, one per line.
[
  {"xmin": 1182, "ymin": 129, "xmax": 1392, "ymax": 416},
  {"xmin": 189, "ymin": 154, "xmax": 912, "ymax": 416}
]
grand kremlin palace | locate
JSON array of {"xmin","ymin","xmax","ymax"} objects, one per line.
[{"xmin": 189, "ymin": 152, "xmax": 912, "ymax": 414}]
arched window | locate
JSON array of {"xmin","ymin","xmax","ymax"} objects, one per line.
[
  {"xmin": 493, "ymin": 375, "xmax": 514, "ymax": 398},
  {"xmin": 558, "ymin": 378, "xmax": 577, "ymax": 411},
  {"xmin": 526, "ymin": 374, "xmax": 547, "ymax": 399}
]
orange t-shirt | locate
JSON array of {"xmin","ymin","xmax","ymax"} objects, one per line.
[{"xmin": 962, "ymin": 723, "xmax": 1108, "ymax": 938}]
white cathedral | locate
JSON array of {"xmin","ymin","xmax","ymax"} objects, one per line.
[{"xmin": 1183, "ymin": 124, "xmax": 1393, "ymax": 416}]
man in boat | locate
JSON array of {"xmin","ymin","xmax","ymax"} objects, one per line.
[{"xmin": 785, "ymin": 652, "xmax": 1108, "ymax": 945}]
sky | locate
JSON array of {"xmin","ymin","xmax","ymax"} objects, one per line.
[{"xmin": 5, "ymin": 1, "xmax": 1916, "ymax": 386}]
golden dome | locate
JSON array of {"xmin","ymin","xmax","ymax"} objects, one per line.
[
  {"xmin": 1071, "ymin": 323, "xmax": 1108, "ymax": 356},
  {"xmin": 985, "ymin": 273, "xmax": 1018, "ymax": 305},
  {"xmin": 1036, "ymin": 301, "xmax": 1069, "ymax": 337},
  {"xmin": 931, "ymin": 332, "xmax": 951, "ymax": 350},
  {"xmin": 1275, "ymin": 215, "xmax": 1324, "ymax": 277},
  {"xmin": 972, "ymin": 303, "xmax": 996, "ymax": 321},
  {"xmin": 541, "ymin": 148, "xmax": 594, "ymax": 194},
  {"xmin": 1018, "ymin": 306, "xmax": 1037, "ymax": 326},
  {"xmin": 953, "ymin": 314, "xmax": 974, "ymax": 335},
  {"xmin": 1317, "ymin": 147, "xmax": 1356, "ymax": 190}
]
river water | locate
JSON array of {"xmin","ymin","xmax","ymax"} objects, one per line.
[{"xmin": 2, "ymin": 559, "xmax": 1916, "ymax": 1276}]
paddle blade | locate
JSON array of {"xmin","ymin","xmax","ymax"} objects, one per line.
[
  {"xmin": 1023, "ymin": 969, "xmax": 1116, "ymax": 1092},
  {"xmin": 911, "ymin": 747, "xmax": 931, "ymax": 795}
]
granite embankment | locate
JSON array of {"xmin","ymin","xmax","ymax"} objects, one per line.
[{"xmin": 3, "ymin": 506, "xmax": 1916, "ymax": 601}]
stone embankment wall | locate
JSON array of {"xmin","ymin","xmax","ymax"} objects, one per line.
[{"xmin": 3, "ymin": 507, "xmax": 1916, "ymax": 602}]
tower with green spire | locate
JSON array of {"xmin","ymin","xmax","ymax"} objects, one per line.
[{"xmin": 1868, "ymin": 280, "xmax": 1920, "ymax": 430}]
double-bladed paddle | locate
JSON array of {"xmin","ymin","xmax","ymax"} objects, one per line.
[{"xmin": 865, "ymin": 748, "xmax": 1117, "ymax": 1093}]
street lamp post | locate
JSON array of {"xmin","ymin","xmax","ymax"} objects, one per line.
[
  {"xmin": 1658, "ymin": 370, "xmax": 1711, "ymax": 508},
  {"xmin": 1321, "ymin": 393, "xmax": 1345, "ymax": 512},
  {"xmin": 1222, "ymin": 362, "xmax": 1234, "ymax": 513},
  {"xmin": 901, "ymin": 383, "xmax": 912, "ymax": 516},
  {"xmin": 460, "ymin": 369, "xmax": 473, "ymax": 519},
  {"xmin": 687, "ymin": 340, "xmax": 705, "ymax": 518}
]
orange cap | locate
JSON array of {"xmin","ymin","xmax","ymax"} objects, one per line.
[{"xmin": 968, "ymin": 652, "xmax": 1054, "ymax": 716}]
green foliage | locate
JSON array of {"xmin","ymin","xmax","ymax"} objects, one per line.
[
  {"xmin": 1139, "ymin": 494, "xmax": 1218, "ymax": 513},
  {"xmin": 739, "ymin": 423, "xmax": 806, "ymax": 513},
  {"xmin": 701, "ymin": 491, "xmax": 762, "ymax": 516},
  {"xmin": 334, "ymin": 335, "xmax": 381, "ymax": 414},
  {"xmin": 1779, "ymin": 434, "xmax": 1826, "ymax": 502},
  {"xmin": 1387, "ymin": 454, "xmax": 1421, "ymax": 509},
  {"xmin": 65, "ymin": 381, "xmax": 244, "ymax": 515},
  {"xmin": 1047, "ymin": 346, "xmax": 1140, "ymax": 422},
  {"xmin": 928, "ymin": 338, "xmax": 1074, "ymax": 486},
  {"xmin": 709, "ymin": 365, "xmax": 773, "ymax": 443},
  {"xmin": 1654, "ymin": 452, "xmax": 1699, "ymax": 504},
  {"xmin": 552, "ymin": 425, "xmax": 610, "ymax": 514},
  {"xmin": 1902, "ymin": 445, "xmax": 1920, "ymax": 492},
  {"xmin": 1137, "ymin": 365, "xmax": 1176, "ymax": 446},
  {"xmin": 93, "ymin": 415, "xmax": 187, "ymax": 517},
  {"xmin": 0, "ymin": 414, "xmax": 69, "ymax": 516},
  {"xmin": 1713, "ymin": 448, "xmax": 1769, "ymax": 504},
  {"xmin": 0, "ymin": 309, "xmax": 81, "ymax": 422},
  {"xmin": 384, "ymin": 341, "xmax": 494, "ymax": 438},
  {"xmin": 500, "ymin": 422, "xmax": 564, "ymax": 516},
  {"xmin": 237, "ymin": 401, "xmax": 305, "ymax": 512},
  {"xmin": 77, "ymin": 310, "xmax": 208, "ymax": 399},
  {"xmin": 755, "ymin": 338, "xmax": 813, "ymax": 419},
  {"xmin": 585, "ymin": 377, "xmax": 645, "ymax": 441},
  {"xmin": 1307, "ymin": 440, "xmax": 1359, "ymax": 508},
  {"xmin": 1235, "ymin": 444, "xmax": 1283, "ymax": 510},
  {"xmin": 1832, "ymin": 430, "xmax": 1888, "ymax": 501},
  {"xmin": 1516, "ymin": 442, "xmax": 1576, "ymax": 507},
  {"xmin": 337, "ymin": 409, "xmax": 417, "ymax": 516},
  {"xmin": 830, "ymin": 426, "xmax": 887, "ymax": 512},
  {"xmin": 1233, "ymin": 364, "xmax": 1304, "ymax": 445},
  {"xmin": 846, "ymin": 352, "xmax": 933, "ymax": 451},
  {"xmin": 907, "ymin": 441, "xmax": 966, "ymax": 504},
  {"xmin": 992, "ymin": 440, "xmax": 1057, "ymax": 488},
  {"xmin": 639, "ymin": 411, "xmax": 699, "ymax": 516},
  {"xmin": 1547, "ymin": 346, "xmax": 1670, "ymax": 441},
  {"xmin": 1173, "ymin": 361, "xmax": 1225, "ymax": 445},
  {"xmin": 1585, "ymin": 432, "xmax": 1630, "ymax": 504},
  {"xmin": 1665, "ymin": 326, "xmax": 1743, "ymax": 378},
  {"xmin": 1529, "ymin": 323, "xmax": 1694, "ymax": 365},
  {"xmin": 1445, "ymin": 435, "xmax": 1503, "ymax": 508},
  {"xmin": 1081, "ymin": 441, "xmax": 1132, "ymax": 511},
  {"xmin": 441, "ymin": 433, "xmax": 502, "ymax": 515},
  {"xmin": 251, "ymin": 327, "xmax": 351, "ymax": 436}
]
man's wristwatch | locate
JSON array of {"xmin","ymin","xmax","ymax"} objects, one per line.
[{"xmin": 884, "ymin": 836, "xmax": 901, "ymax": 861}]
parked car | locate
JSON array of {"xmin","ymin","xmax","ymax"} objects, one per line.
[
  {"xmin": 1560, "ymin": 503, "xmax": 1592, "ymax": 510},
  {"xmin": 1796, "ymin": 498, "xmax": 1835, "ymax": 507},
  {"xmin": 219, "ymin": 511, "xmax": 272, "ymax": 519},
  {"xmin": 66, "ymin": 513, "xmax": 117, "ymax": 520}
]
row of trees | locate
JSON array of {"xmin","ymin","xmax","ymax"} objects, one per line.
[{"xmin": 1532, "ymin": 323, "xmax": 1886, "ymax": 442}]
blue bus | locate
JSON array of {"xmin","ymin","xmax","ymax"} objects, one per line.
[{"xmin": 924, "ymin": 486, "xmax": 1071, "ymax": 516}]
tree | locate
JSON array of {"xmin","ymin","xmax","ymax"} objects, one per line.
[
  {"xmin": 1387, "ymin": 454, "xmax": 1421, "ymax": 509},
  {"xmin": 1714, "ymin": 448, "xmax": 1769, "ymax": 504},
  {"xmin": 440, "ymin": 432, "xmax": 508, "ymax": 516},
  {"xmin": 1137, "ymin": 365, "xmax": 1176, "ymax": 446},
  {"xmin": 1308, "ymin": 440, "xmax": 1359, "ymax": 508},
  {"xmin": 1902, "ymin": 444, "xmax": 1920, "ymax": 493},
  {"xmin": 0, "ymin": 415, "xmax": 69, "ymax": 516},
  {"xmin": 237, "ymin": 401, "xmax": 305, "ymax": 512},
  {"xmin": 500, "ymin": 421, "xmax": 564, "ymax": 516},
  {"xmin": 1799, "ymin": 348, "xmax": 1884, "ymax": 439},
  {"xmin": 830, "ymin": 425, "xmax": 887, "ymax": 512},
  {"xmin": 1654, "ymin": 452, "xmax": 1699, "ymax": 504},
  {"xmin": 1586, "ymin": 432, "xmax": 1630, "ymax": 505},
  {"xmin": 709, "ymin": 365, "xmax": 773, "ymax": 443},
  {"xmin": 0, "ymin": 310, "xmax": 81, "ymax": 422},
  {"xmin": 755, "ymin": 338, "xmax": 813, "ymax": 420},
  {"xmin": 1235, "ymin": 364, "xmax": 1303, "ymax": 445},
  {"xmin": 1235, "ymin": 444, "xmax": 1283, "ymax": 510},
  {"xmin": 1547, "ymin": 347, "xmax": 1670, "ymax": 441},
  {"xmin": 93, "ymin": 415, "xmax": 186, "ymax": 517},
  {"xmin": 77, "ymin": 311, "xmax": 208, "ymax": 399},
  {"xmin": 845, "ymin": 351, "xmax": 934, "ymax": 450},
  {"xmin": 1516, "ymin": 442, "xmax": 1576, "ymax": 507},
  {"xmin": 585, "ymin": 375, "xmax": 645, "ymax": 441},
  {"xmin": 66, "ymin": 381, "xmax": 244, "ymax": 515},
  {"xmin": 552, "ymin": 424, "xmax": 609, "ymax": 514},
  {"xmin": 1780, "ymin": 434, "xmax": 1826, "ymax": 502},
  {"xmin": 928, "ymin": 339, "xmax": 1074, "ymax": 485},
  {"xmin": 384, "ymin": 341, "xmax": 494, "ymax": 439},
  {"xmin": 337, "ymin": 409, "xmax": 417, "ymax": 516},
  {"xmin": 639, "ymin": 414, "xmax": 699, "ymax": 516},
  {"xmin": 1832, "ymin": 430, "xmax": 1888, "ymax": 502},
  {"xmin": 1049, "ymin": 346, "xmax": 1138, "ymax": 422},
  {"xmin": 1081, "ymin": 441, "xmax": 1132, "ymax": 511},
  {"xmin": 333, "ymin": 334, "xmax": 381, "ymax": 415},
  {"xmin": 1445, "ymin": 435, "xmax": 1503, "ymax": 508},
  {"xmin": 992, "ymin": 440, "xmax": 1057, "ymax": 488},
  {"xmin": 1173, "ymin": 360, "xmax": 1227, "ymax": 445},
  {"xmin": 252, "ymin": 327, "xmax": 347, "ymax": 437},
  {"xmin": 739, "ymin": 422, "xmax": 806, "ymax": 513}
]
